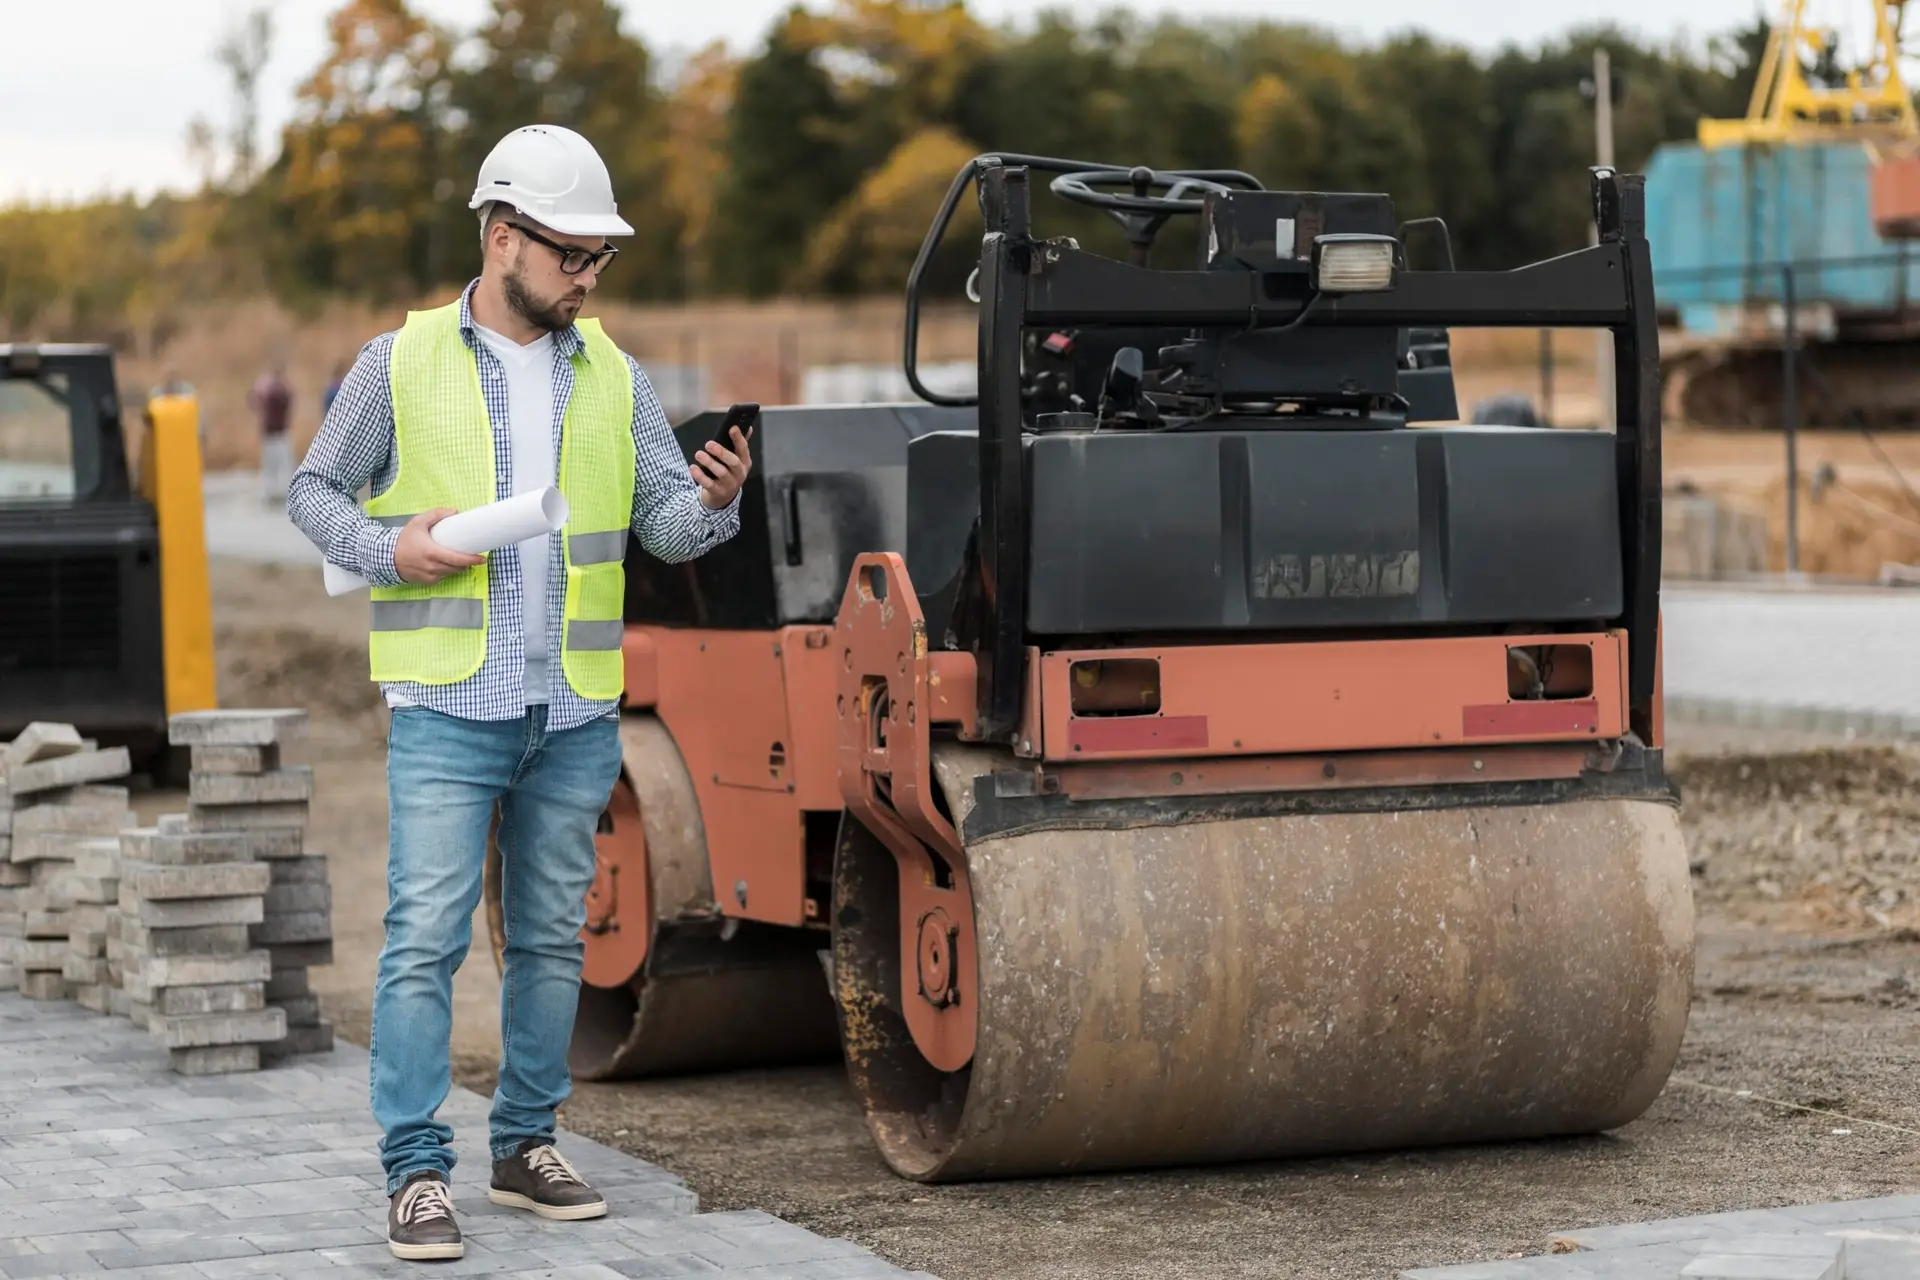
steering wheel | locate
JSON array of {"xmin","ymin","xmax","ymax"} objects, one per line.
[
  {"xmin": 1050, "ymin": 166, "xmax": 1240, "ymax": 214},
  {"xmin": 1048, "ymin": 166, "xmax": 1251, "ymax": 264}
]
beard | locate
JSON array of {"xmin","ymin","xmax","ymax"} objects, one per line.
[{"xmin": 503, "ymin": 259, "xmax": 586, "ymax": 334}]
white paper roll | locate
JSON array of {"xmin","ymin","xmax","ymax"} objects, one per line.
[{"xmin": 321, "ymin": 487, "xmax": 572, "ymax": 597}]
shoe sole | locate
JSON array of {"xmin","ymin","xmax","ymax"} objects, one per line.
[
  {"xmin": 388, "ymin": 1239, "xmax": 464, "ymax": 1260},
  {"xmin": 487, "ymin": 1188, "xmax": 608, "ymax": 1220}
]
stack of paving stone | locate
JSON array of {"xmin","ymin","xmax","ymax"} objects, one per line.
[
  {"xmin": 0, "ymin": 724, "xmax": 134, "ymax": 1004},
  {"xmin": 170, "ymin": 708, "xmax": 333, "ymax": 1065},
  {"xmin": 114, "ymin": 824, "xmax": 282, "ymax": 1073}
]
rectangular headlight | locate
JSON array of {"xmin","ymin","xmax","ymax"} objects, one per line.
[{"xmin": 1312, "ymin": 234, "xmax": 1397, "ymax": 293}]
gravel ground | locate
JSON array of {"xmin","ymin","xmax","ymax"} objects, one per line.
[{"xmin": 194, "ymin": 557, "xmax": 1920, "ymax": 1280}]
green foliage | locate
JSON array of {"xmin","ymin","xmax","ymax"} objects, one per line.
[
  {"xmin": 1, "ymin": 0, "xmax": 1777, "ymax": 334},
  {"xmin": 443, "ymin": 0, "xmax": 684, "ymax": 300}
]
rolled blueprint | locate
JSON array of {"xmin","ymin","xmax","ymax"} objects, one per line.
[{"xmin": 321, "ymin": 487, "xmax": 571, "ymax": 596}]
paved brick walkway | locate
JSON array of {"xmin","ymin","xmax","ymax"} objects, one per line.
[
  {"xmin": 1662, "ymin": 584, "xmax": 1920, "ymax": 738},
  {"xmin": 0, "ymin": 995, "xmax": 935, "ymax": 1279},
  {"xmin": 1400, "ymin": 1194, "xmax": 1920, "ymax": 1277}
]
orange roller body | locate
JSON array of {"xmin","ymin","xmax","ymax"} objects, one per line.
[{"xmin": 481, "ymin": 151, "xmax": 1692, "ymax": 1187}]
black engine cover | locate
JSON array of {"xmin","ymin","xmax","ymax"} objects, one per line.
[{"xmin": 908, "ymin": 424, "xmax": 1621, "ymax": 638}]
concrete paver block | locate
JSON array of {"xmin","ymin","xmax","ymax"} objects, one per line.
[
  {"xmin": 66, "ymin": 877, "xmax": 117, "ymax": 905},
  {"xmin": 151, "ymin": 1007, "xmax": 286, "ymax": 1049},
  {"xmin": 258, "ymin": 1019, "xmax": 333, "ymax": 1060},
  {"xmin": 39, "ymin": 784, "xmax": 131, "ymax": 809},
  {"xmin": 24, "ymin": 913, "xmax": 71, "ymax": 941},
  {"xmin": 267, "ymin": 856, "xmax": 329, "ymax": 885},
  {"xmin": 120, "ymin": 922, "xmax": 253, "ymax": 958},
  {"xmin": 14, "ymin": 807, "xmax": 135, "ymax": 839},
  {"xmin": 136, "ymin": 895, "xmax": 264, "ymax": 930},
  {"xmin": 262, "ymin": 883, "xmax": 331, "ymax": 914},
  {"xmin": 272, "ymin": 994, "xmax": 320, "ymax": 1025},
  {"xmin": 156, "ymin": 982, "xmax": 265, "ymax": 1017},
  {"xmin": 166, "ymin": 710, "xmax": 308, "ymax": 747},
  {"xmin": 61, "ymin": 954, "xmax": 106, "ymax": 984},
  {"xmin": 69, "ymin": 840, "xmax": 119, "ymax": 876},
  {"xmin": 2, "ymin": 723, "xmax": 85, "ymax": 774},
  {"xmin": 167, "ymin": 1043, "xmax": 264, "ymax": 1075},
  {"xmin": 124, "ymin": 861, "xmax": 270, "ymax": 901},
  {"xmin": 125, "ymin": 823, "xmax": 303, "ymax": 863},
  {"xmin": 250, "ymin": 911, "xmax": 331, "ymax": 945},
  {"xmin": 185, "ymin": 803, "xmax": 308, "ymax": 834},
  {"xmin": 264, "ymin": 967, "xmax": 309, "ymax": 999},
  {"xmin": 262, "ymin": 939, "xmax": 332, "ymax": 967},
  {"xmin": 0, "ymin": 861, "xmax": 28, "ymax": 887},
  {"xmin": 189, "ymin": 768, "xmax": 314, "ymax": 807},
  {"xmin": 120, "ymin": 828, "xmax": 251, "ymax": 867},
  {"xmin": 189, "ymin": 745, "xmax": 280, "ymax": 774},
  {"xmin": 8, "ymin": 749, "xmax": 132, "ymax": 798},
  {"xmin": 138, "ymin": 950, "xmax": 272, "ymax": 991},
  {"xmin": 18, "ymin": 973, "xmax": 67, "ymax": 1001},
  {"xmin": 17, "ymin": 939, "xmax": 67, "ymax": 970}
]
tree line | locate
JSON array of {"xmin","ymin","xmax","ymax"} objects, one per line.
[{"xmin": 1, "ymin": 0, "xmax": 1772, "ymax": 342}]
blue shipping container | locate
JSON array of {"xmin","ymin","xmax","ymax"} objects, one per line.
[{"xmin": 1644, "ymin": 139, "xmax": 1920, "ymax": 329}]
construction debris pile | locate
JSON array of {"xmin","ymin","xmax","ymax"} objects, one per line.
[
  {"xmin": 0, "ymin": 711, "xmax": 335, "ymax": 1075},
  {"xmin": 0, "ymin": 724, "xmax": 136, "ymax": 1004}
]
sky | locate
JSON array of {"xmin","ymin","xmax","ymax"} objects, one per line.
[{"xmin": 1, "ymin": 0, "xmax": 1786, "ymax": 205}]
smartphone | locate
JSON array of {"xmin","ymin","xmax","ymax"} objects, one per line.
[{"xmin": 707, "ymin": 402, "xmax": 759, "ymax": 457}]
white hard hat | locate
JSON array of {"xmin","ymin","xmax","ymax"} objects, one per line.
[{"xmin": 468, "ymin": 124, "xmax": 634, "ymax": 237}]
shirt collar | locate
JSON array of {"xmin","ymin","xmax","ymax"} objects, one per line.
[{"xmin": 456, "ymin": 278, "xmax": 589, "ymax": 361}]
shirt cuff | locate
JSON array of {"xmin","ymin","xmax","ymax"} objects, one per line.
[
  {"xmin": 700, "ymin": 488, "xmax": 743, "ymax": 533},
  {"xmin": 361, "ymin": 525, "xmax": 406, "ymax": 588}
]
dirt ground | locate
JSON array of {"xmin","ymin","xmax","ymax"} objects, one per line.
[{"xmin": 185, "ymin": 555, "xmax": 1920, "ymax": 1280}]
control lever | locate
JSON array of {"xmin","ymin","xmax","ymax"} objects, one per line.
[{"xmin": 1098, "ymin": 347, "xmax": 1155, "ymax": 425}]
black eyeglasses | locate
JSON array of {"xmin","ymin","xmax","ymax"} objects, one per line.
[{"xmin": 507, "ymin": 222, "xmax": 618, "ymax": 275}]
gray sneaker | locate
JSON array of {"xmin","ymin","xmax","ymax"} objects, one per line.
[
  {"xmin": 387, "ymin": 1169, "xmax": 463, "ymax": 1260},
  {"xmin": 488, "ymin": 1139, "xmax": 607, "ymax": 1220}
]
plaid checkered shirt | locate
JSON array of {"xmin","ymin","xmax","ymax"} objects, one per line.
[{"xmin": 286, "ymin": 279, "xmax": 741, "ymax": 730}]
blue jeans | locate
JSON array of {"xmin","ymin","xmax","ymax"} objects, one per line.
[{"xmin": 371, "ymin": 704, "xmax": 622, "ymax": 1194}]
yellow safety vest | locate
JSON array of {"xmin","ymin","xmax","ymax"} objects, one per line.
[{"xmin": 364, "ymin": 299, "xmax": 636, "ymax": 701}]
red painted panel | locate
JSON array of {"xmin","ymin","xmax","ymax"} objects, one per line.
[
  {"xmin": 1068, "ymin": 715, "xmax": 1210, "ymax": 755},
  {"xmin": 1462, "ymin": 700, "xmax": 1600, "ymax": 738}
]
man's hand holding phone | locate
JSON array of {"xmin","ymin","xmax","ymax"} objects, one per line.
[{"xmin": 694, "ymin": 402, "xmax": 756, "ymax": 511}]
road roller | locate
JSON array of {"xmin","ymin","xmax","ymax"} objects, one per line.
[{"xmin": 485, "ymin": 153, "xmax": 1693, "ymax": 1182}]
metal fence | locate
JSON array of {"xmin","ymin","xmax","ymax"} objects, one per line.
[{"xmin": 1651, "ymin": 252, "xmax": 1920, "ymax": 575}]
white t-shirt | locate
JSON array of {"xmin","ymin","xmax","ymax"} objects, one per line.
[
  {"xmin": 384, "ymin": 323, "xmax": 560, "ymax": 710},
  {"xmin": 474, "ymin": 323, "xmax": 557, "ymax": 706}
]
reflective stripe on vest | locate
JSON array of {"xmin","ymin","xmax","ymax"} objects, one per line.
[
  {"xmin": 361, "ymin": 300, "xmax": 636, "ymax": 696},
  {"xmin": 371, "ymin": 599, "xmax": 485, "ymax": 631},
  {"xmin": 566, "ymin": 619, "xmax": 624, "ymax": 650},
  {"xmin": 566, "ymin": 530, "xmax": 627, "ymax": 566}
]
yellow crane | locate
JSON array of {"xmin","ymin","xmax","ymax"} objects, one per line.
[{"xmin": 1698, "ymin": 0, "xmax": 1919, "ymax": 148}]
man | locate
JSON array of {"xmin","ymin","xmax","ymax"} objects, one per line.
[
  {"xmin": 287, "ymin": 123, "xmax": 751, "ymax": 1262},
  {"xmin": 250, "ymin": 360, "xmax": 294, "ymax": 504}
]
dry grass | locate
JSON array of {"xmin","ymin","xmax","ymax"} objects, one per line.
[
  {"xmin": 112, "ymin": 294, "xmax": 983, "ymax": 471},
  {"xmin": 102, "ymin": 297, "xmax": 1611, "ymax": 471}
]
